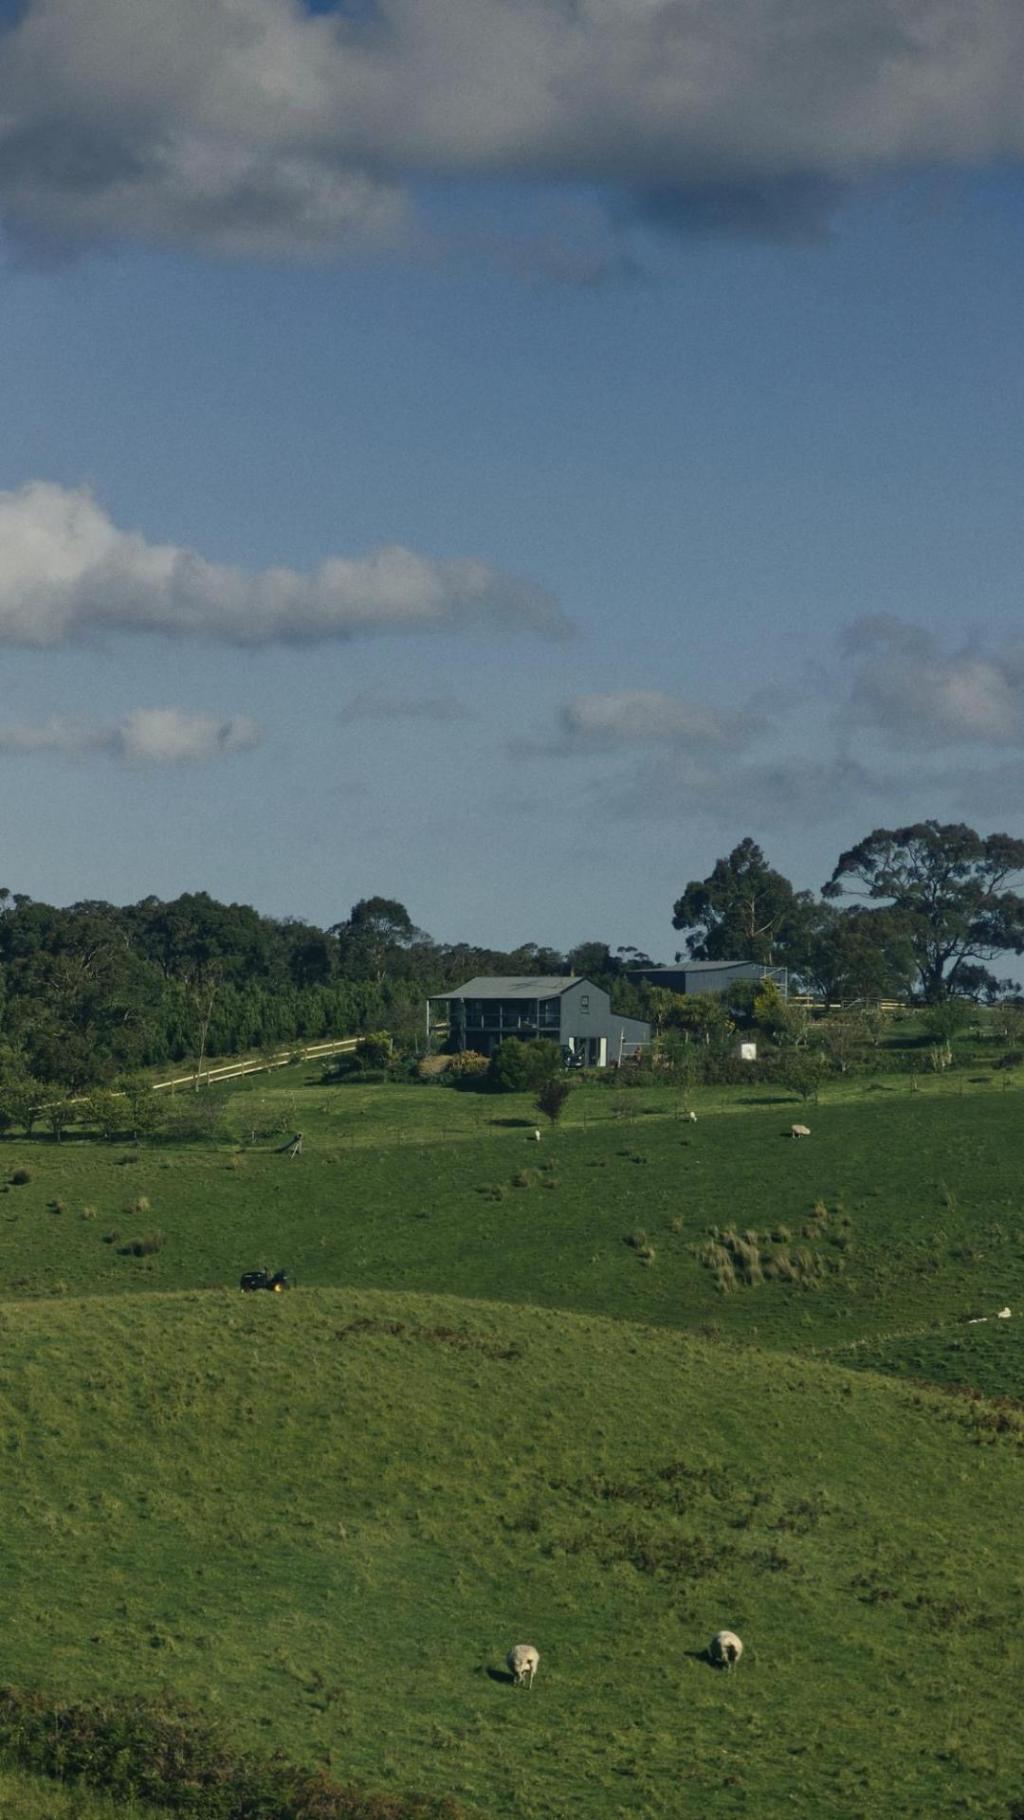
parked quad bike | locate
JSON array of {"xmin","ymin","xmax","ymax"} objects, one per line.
[{"xmin": 239, "ymin": 1269, "xmax": 291, "ymax": 1293}]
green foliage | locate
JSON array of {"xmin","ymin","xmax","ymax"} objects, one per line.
[
  {"xmin": 776, "ymin": 1049, "xmax": 828, "ymax": 1101},
  {"xmin": 672, "ymin": 837, "xmax": 814, "ymax": 966},
  {"xmin": 0, "ymin": 1075, "xmax": 44, "ymax": 1136},
  {"xmin": 824, "ymin": 820, "xmax": 1024, "ymax": 1001},
  {"xmin": 536, "ymin": 1077, "xmax": 571, "ymax": 1125},
  {"xmin": 487, "ymin": 1037, "xmax": 559, "ymax": 1093}
]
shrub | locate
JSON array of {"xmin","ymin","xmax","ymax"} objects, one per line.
[
  {"xmin": 488, "ymin": 1038, "xmax": 561, "ymax": 1093},
  {"xmin": 444, "ymin": 1050, "xmax": 489, "ymax": 1079},
  {"xmin": 0, "ymin": 1684, "xmax": 468, "ymax": 1819},
  {"xmin": 536, "ymin": 1077, "xmax": 571, "ymax": 1125},
  {"xmin": 117, "ymin": 1232, "xmax": 164, "ymax": 1258},
  {"xmin": 10, "ymin": 1167, "xmax": 31, "ymax": 1185}
]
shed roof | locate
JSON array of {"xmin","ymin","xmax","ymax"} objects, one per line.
[
  {"xmin": 635, "ymin": 960, "xmax": 769, "ymax": 975},
  {"xmin": 433, "ymin": 975, "xmax": 585, "ymax": 1000}
]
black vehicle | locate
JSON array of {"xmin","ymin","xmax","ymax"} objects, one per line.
[{"xmin": 239, "ymin": 1269, "xmax": 291, "ymax": 1293}]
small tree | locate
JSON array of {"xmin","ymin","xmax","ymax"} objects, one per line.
[
  {"xmin": 84, "ymin": 1087, "xmax": 125, "ymax": 1142},
  {"xmin": 537, "ymin": 1078, "xmax": 571, "ymax": 1126},
  {"xmin": 45, "ymin": 1093, "xmax": 74, "ymax": 1144},
  {"xmin": 778, "ymin": 1050, "xmax": 827, "ymax": 1102},
  {"xmin": 0, "ymin": 1076, "xmax": 45, "ymax": 1137}
]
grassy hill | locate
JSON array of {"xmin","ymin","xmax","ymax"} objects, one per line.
[
  {"xmin": 1, "ymin": 1285, "xmax": 1022, "ymax": 1818},
  {"xmin": 3, "ymin": 1071, "xmax": 1023, "ymax": 1816},
  {"xmin": 4, "ymin": 1076, "xmax": 1023, "ymax": 1370}
]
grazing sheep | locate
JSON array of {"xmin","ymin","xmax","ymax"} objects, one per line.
[
  {"xmin": 709, "ymin": 1630, "xmax": 743, "ymax": 1671},
  {"xmin": 507, "ymin": 1644, "xmax": 540, "ymax": 1688},
  {"xmin": 997, "ymin": 1306, "xmax": 1012, "ymax": 1319},
  {"xmin": 686, "ymin": 1111, "xmax": 698, "ymax": 1123},
  {"xmin": 533, "ymin": 1129, "xmax": 542, "ymax": 1142},
  {"xmin": 790, "ymin": 1123, "xmax": 811, "ymax": 1139}
]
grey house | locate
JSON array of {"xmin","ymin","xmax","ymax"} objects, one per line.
[
  {"xmin": 628, "ymin": 961, "xmax": 788, "ymax": 997},
  {"xmin": 430, "ymin": 976, "xmax": 649, "ymax": 1066}
]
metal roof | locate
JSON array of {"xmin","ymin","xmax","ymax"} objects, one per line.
[
  {"xmin": 433, "ymin": 975, "xmax": 585, "ymax": 999},
  {"xmin": 636, "ymin": 961, "xmax": 769, "ymax": 974}
]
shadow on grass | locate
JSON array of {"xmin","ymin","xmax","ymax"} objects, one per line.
[
  {"xmin": 485, "ymin": 1666, "xmax": 516, "ymax": 1686},
  {"xmin": 488, "ymin": 1118, "xmax": 537, "ymax": 1129},
  {"xmin": 736, "ymin": 1095, "xmax": 799, "ymax": 1107},
  {"xmin": 683, "ymin": 1648, "xmax": 724, "ymax": 1671}
]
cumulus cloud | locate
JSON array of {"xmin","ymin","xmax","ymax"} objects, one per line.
[
  {"xmin": 1, "ymin": 0, "xmax": 1023, "ymax": 256},
  {"xmin": 0, "ymin": 481, "xmax": 566, "ymax": 646},
  {"xmin": 513, "ymin": 689, "xmax": 752, "ymax": 756},
  {"xmin": 0, "ymin": 705, "xmax": 262, "ymax": 763},
  {"xmin": 843, "ymin": 617, "xmax": 1024, "ymax": 747}
]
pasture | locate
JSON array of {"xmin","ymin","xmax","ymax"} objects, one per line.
[{"xmin": 1, "ymin": 1068, "xmax": 1023, "ymax": 1816}]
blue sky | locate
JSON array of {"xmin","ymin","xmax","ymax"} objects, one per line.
[{"xmin": 1, "ymin": 1, "xmax": 1023, "ymax": 961}]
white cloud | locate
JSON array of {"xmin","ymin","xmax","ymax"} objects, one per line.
[
  {"xmin": 0, "ymin": 481, "xmax": 566, "ymax": 646},
  {"xmin": 0, "ymin": 706, "xmax": 262, "ymax": 764},
  {"xmin": 844, "ymin": 617, "xmax": 1024, "ymax": 747},
  {"xmin": 1, "ymin": 0, "xmax": 1023, "ymax": 256},
  {"xmin": 512, "ymin": 689, "xmax": 758, "ymax": 756}
]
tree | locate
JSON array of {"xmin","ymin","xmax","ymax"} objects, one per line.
[
  {"xmin": 45, "ymin": 1091, "xmax": 74, "ymax": 1143},
  {"xmin": 567, "ymin": 942, "xmax": 620, "ymax": 984},
  {"xmin": 671, "ymin": 993, "xmax": 735, "ymax": 1046},
  {"xmin": 536, "ymin": 1078, "xmax": 571, "ymax": 1125},
  {"xmin": 672, "ymin": 838, "xmax": 813, "ymax": 966},
  {"xmin": 823, "ymin": 822, "xmax": 1024, "ymax": 1002},
  {"xmin": 797, "ymin": 904, "xmax": 916, "ymax": 1004},
  {"xmin": 333, "ymin": 898, "xmax": 422, "ymax": 983},
  {"xmin": 0, "ymin": 1075, "xmax": 44, "ymax": 1136}
]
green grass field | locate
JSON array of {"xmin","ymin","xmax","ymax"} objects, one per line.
[{"xmin": 1, "ymin": 1070, "xmax": 1023, "ymax": 1816}]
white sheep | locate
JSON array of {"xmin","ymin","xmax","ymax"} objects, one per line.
[
  {"xmin": 533, "ymin": 1129, "xmax": 542, "ymax": 1142},
  {"xmin": 790, "ymin": 1123, "xmax": 811, "ymax": 1139},
  {"xmin": 709, "ymin": 1630, "xmax": 743, "ymax": 1671},
  {"xmin": 685, "ymin": 1111, "xmax": 698, "ymax": 1123},
  {"xmin": 507, "ymin": 1643, "xmax": 540, "ymax": 1688}
]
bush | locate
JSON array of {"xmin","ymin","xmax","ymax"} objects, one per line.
[
  {"xmin": 0, "ymin": 1684, "xmax": 468, "ymax": 1819},
  {"xmin": 487, "ymin": 1037, "xmax": 560, "ymax": 1093},
  {"xmin": 536, "ymin": 1078, "xmax": 571, "ymax": 1125},
  {"xmin": 117, "ymin": 1231, "xmax": 164, "ymax": 1257},
  {"xmin": 10, "ymin": 1167, "xmax": 31, "ymax": 1185}
]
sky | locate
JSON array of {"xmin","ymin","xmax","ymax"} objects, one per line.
[{"xmin": 1, "ymin": 0, "xmax": 1023, "ymax": 963}]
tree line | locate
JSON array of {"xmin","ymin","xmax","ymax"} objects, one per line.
[{"xmin": 0, "ymin": 820, "xmax": 1020, "ymax": 1098}]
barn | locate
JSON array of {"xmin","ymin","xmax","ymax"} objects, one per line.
[
  {"xmin": 627, "ymin": 961, "xmax": 788, "ymax": 997},
  {"xmin": 429, "ymin": 976, "xmax": 650, "ymax": 1067}
]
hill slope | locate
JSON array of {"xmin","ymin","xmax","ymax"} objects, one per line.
[{"xmin": 1, "ymin": 1287, "xmax": 1022, "ymax": 1817}]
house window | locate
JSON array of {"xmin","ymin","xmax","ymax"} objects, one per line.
[{"xmin": 580, "ymin": 995, "xmax": 589, "ymax": 1012}]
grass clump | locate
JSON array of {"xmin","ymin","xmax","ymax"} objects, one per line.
[
  {"xmin": 117, "ymin": 1232, "xmax": 164, "ymax": 1258},
  {"xmin": 624, "ymin": 1229, "xmax": 656, "ymax": 1265},
  {"xmin": 10, "ymin": 1167, "xmax": 32, "ymax": 1186}
]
